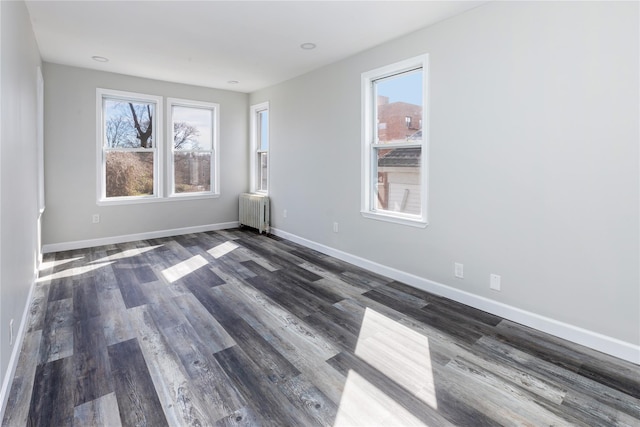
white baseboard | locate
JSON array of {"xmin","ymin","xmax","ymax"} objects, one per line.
[
  {"xmin": 42, "ymin": 221, "xmax": 239, "ymax": 253},
  {"xmin": 272, "ymin": 227, "xmax": 640, "ymax": 365},
  {"xmin": 0, "ymin": 271, "xmax": 38, "ymax": 423}
]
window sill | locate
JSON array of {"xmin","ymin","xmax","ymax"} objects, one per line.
[
  {"xmin": 98, "ymin": 193, "xmax": 220, "ymax": 206},
  {"xmin": 168, "ymin": 192, "xmax": 220, "ymax": 201},
  {"xmin": 361, "ymin": 210, "xmax": 428, "ymax": 228}
]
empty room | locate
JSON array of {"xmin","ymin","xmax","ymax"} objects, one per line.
[{"xmin": 1, "ymin": 0, "xmax": 638, "ymax": 426}]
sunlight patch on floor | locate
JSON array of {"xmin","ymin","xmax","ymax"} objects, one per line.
[
  {"xmin": 90, "ymin": 245, "xmax": 163, "ymax": 263},
  {"xmin": 334, "ymin": 370, "xmax": 427, "ymax": 426},
  {"xmin": 355, "ymin": 307, "xmax": 438, "ymax": 409},
  {"xmin": 38, "ymin": 261, "xmax": 115, "ymax": 282},
  {"xmin": 207, "ymin": 241, "xmax": 239, "ymax": 259},
  {"xmin": 334, "ymin": 307, "xmax": 437, "ymax": 426},
  {"xmin": 39, "ymin": 256, "xmax": 84, "ymax": 273},
  {"xmin": 161, "ymin": 254, "xmax": 208, "ymax": 283}
]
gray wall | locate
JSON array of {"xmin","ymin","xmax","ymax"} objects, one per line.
[
  {"xmin": 250, "ymin": 1, "xmax": 639, "ymax": 345},
  {"xmin": 0, "ymin": 0, "xmax": 42, "ymax": 396},
  {"xmin": 42, "ymin": 64, "xmax": 249, "ymax": 246}
]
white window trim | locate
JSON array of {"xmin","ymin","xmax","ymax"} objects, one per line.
[
  {"xmin": 96, "ymin": 88, "xmax": 164, "ymax": 206},
  {"xmin": 361, "ymin": 54, "xmax": 429, "ymax": 228},
  {"xmin": 166, "ymin": 97, "xmax": 220, "ymax": 198},
  {"xmin": 250, "ymin": 101, "xmax": 269, "ymax": 194},
  {"xmin": 37, "ymin": 66, "xmax": 45, "ymax": 214}
]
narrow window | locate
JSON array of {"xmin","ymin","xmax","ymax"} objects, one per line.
[
  {"xmin": 167, "ymin": 98, "xmax": 219, "ymax": 197},
  {"xmin": 250, "ymin": 102, "xmax": 269, "ymax": 193},
  {"xmin": 97, "ymin": 89, "xmax": 162, "ymax": 203},
  {"xmin": 361, "ymin": 55, "xmax": 428, "ymax": 227}
]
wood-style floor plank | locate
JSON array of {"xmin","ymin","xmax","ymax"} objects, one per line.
[
  {"xmin": 131, "ymin": 306, "xmax": 212, "ymax": 426},
  {"xmin": 3, "ymin": 228, "xmax": 639, "ymax": 427},
  {"xmin": 27, "ymin": 356, "xmax": 75, "ymax": 427},
  {"xmin": 213, "ymin": 345, "xmax": 311, "ymax": 426},
  {"xmin": 112, "ymin": 263, "xmax": 148, "ymax": 309},
  {"xmin": 129, "ymin": 304, "xmax": 226, "ymax": 426},
  {"xmin": 160, "ymin": 321, "xmax": 248, "ymax": 421},
  {"xmin": 214, "ymin": 316, "xmax": 302, "ymax": 385},
  {"xmin": 473, "ymin": 335, "xmax": 640, "ymax": 420},
  {"xmin": 48, "ymin": 277, "xmax": 73, "ymax": 302},
  {"xmin": 441, "ymin": 357, "xmax": 578, "ymax": 426},
  {"xmin": 107, "ymin": 338, "xmax": 169, "ymax": 427},
  {"xmin": 211, "ymin": 281, "xmax": 347, "ymax": 405},
  {"xmin": 73, "ymin": 392, "xmax": 123, "ymax": 427},
  {"xmin": 25, "ymin": 281, "xmax": 50, "ymax": 334},
  {"xmin": 38, "ymin": 298, "xmax": 74, "ymax": 364},
  {"xmin": 172, "ymin": 293, "xmax": 236, "ymax": 354},
  {"xmin": 1, "ymin": 331, "xmax": 42, "ymax": 427},
  {"xmin": 73, "ymin": 315, "xmax": 113, "ymax": 406},
  {"xmin": 214, "ymin": 406, "xmax": 263, "ymax": 427}
]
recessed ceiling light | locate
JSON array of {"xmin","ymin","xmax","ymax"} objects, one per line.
[
  {"xmin": 91, "ymin": 56, "xmax": 109, "ymax": 62},
  {"xmin": 228, "ymin": 80, "xmax": 239, "ymax": 84},
  {"xmin": 300, "ymin": 43, "xmax": 316, "ymax": 50}
]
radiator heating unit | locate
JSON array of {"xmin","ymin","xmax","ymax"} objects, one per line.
[{"xmin": 239, "ymin": 193, "xmax": 270, "ymax": 234}]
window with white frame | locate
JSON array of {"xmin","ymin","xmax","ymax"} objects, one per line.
[
  {"xmin": 97, "ymin": 89, "xmax": 222, "ymax": 204},
  {"xmin": 167, "ymin": 98, "xmax": 219, "ymax": 196},
  {"xmin": 97, "ymin": 89, "xmax": 163, "ymax": 202},
  {"xmin": 361, "ymin": 55, "xmax": 429, "ymax": 227},
  {"xmin": 250, "ymin": 102, "xmax": 269, "ymax": 193}
]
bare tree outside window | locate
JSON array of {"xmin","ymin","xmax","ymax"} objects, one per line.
[
  {"xmin": 173, "ymin": 121, "xmax": 200, "ymax": 150},
  {"xmin": 103, "ymin": 97, "xmax": 156, "ymax": 197},
  {"xmin": 105, "ymin": 100, "xmax": 154, "ymax": 148},
  {"xmin": 129, "ymin": 103, "xmax": 153, "ymax": 148}
]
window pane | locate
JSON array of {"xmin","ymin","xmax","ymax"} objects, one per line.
[
  {"xmin": 106, "ymin": 151, "xmax": 154, "ymax": 197},
  {"xmin": 258, "ymin": 152, "xmax": 268, "ymax": 191},
  {"xmin": 375, "ymin": 70, "xmax": 422, "ymax": 144},
  {"xmin": 173, "ymin": 106, "xmax": 213, "ymax": 150},
  {"xmin": 104, "ymin": 99, "xmax": 155, "ymax": 148},
  {"xmin": 258, "ymin": 110, "xmax": 269, "ymax": 150},
  {"xmin": 174, "ymin": 152, "xmax": 211, "ymax": 193},
  {"xmin": 375, "ymin": 147, "xmax": 421, "ymax": 215}
]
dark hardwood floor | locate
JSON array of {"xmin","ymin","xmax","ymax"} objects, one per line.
[{"xmin": 3, "ymin": 228, "xmax": 639, "ymax": 426}]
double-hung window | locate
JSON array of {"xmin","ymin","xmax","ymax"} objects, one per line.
[
  {"xmin": 97, "ymin": 89, "xmax": 163, "ymax": 203},
  {"xmin": 167, "ymin": 98, "xmax": 219, "ymax": 196},
  {"xmin": 97, "ymin": 89, "xmax": 220, "ymax": 203},
  {"xmin": 250, "ymin": 102, "xmax": 269, "ymax": 193},
  {"xmin": 361, "ymin": 55, "xmax": 429, "ymax": 227}
]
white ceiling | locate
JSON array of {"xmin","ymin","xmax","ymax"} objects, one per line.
[{"xmin": 25, "ymin": 1, "xmax": 485, "ymax": 93}]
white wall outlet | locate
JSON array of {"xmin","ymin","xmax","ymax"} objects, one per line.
[
  {"xmin": 454, "ymin": 262, "xmax": 464, "ymax": 279},
  {"xmin": 283, "ymin": 209, "xmax": 287, "ymax": 218},
  {"xmin": 333, "ymin": 222, "xmax": 339, "ymax": 233},
  {"xmin": 92, "ymin": 214, "xmax": 100, "ymax": 224},
  {"xmin": 490, "ymin": 274, "xmax": 501, "ymax": 291},
  {"xmin": 9, "ymin": 319, "xmax": 14, "ymax": 346}
]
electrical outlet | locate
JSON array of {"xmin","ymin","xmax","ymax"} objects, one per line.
[
  {"xmin": 454, "ymin": 262, "xmax": 464, "ymax": 279},
  {"xmin": 490, "ymin": 274, "xmax": 501, "ymax": 291},
  {"xmin": 9, "ymin": 319, "xmax": 14, "ymax": 346},
  {"xmin": 333, "ymin": 222, "xmax": 339, "ymax": 233},
  {"xmin": 283, "ymin": 209, "xmax": 287, "ymax": 218},
  {"xmin": 92, "ymin": 214, "xmax": 100, "ymax": 224}
]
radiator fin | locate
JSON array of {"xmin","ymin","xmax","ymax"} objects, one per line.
[{"xmin": 239, "ymin": 193, "xmax": 270, "ymax": 234}]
